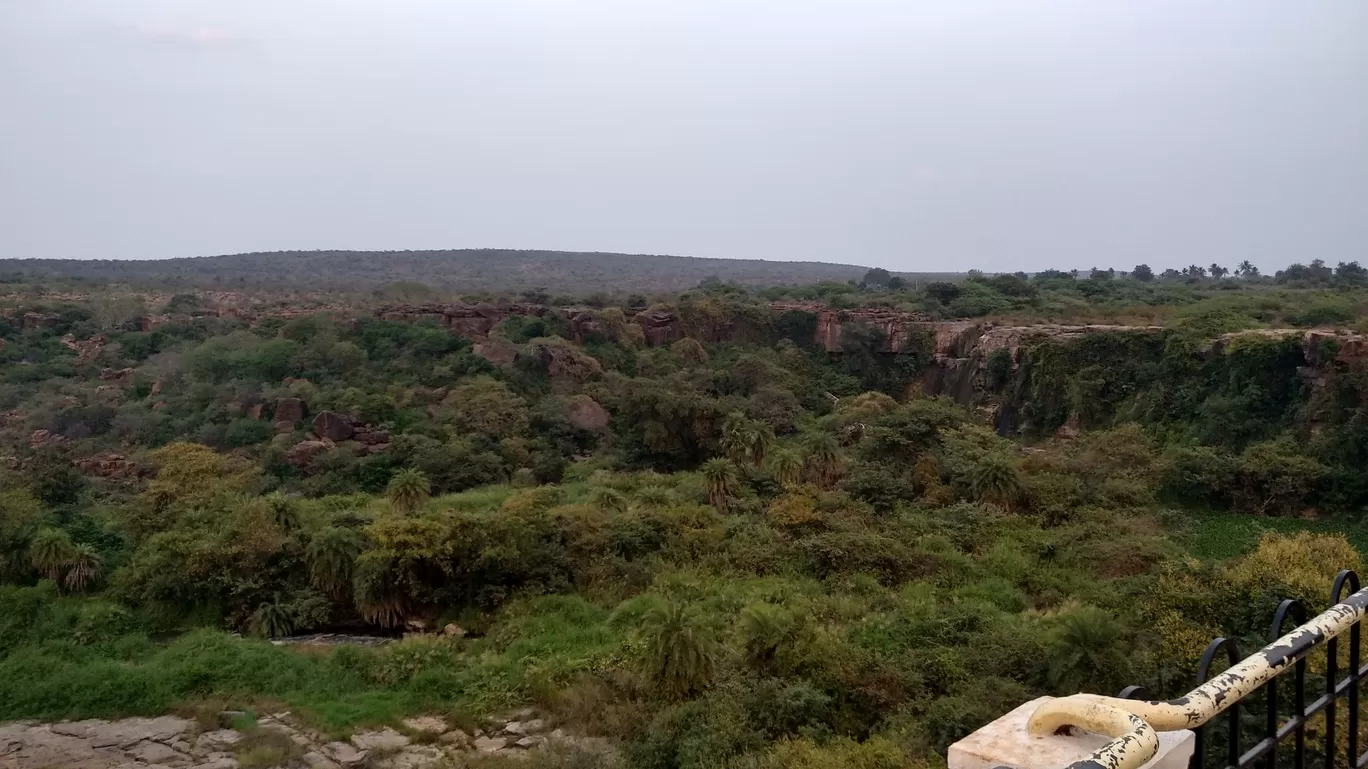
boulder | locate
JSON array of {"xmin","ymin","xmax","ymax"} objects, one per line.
[
  {"xmin": 473, "ymin": 341, "xmax": 518, "ymax": 367},
  {"xmin": 504, "ymin": 719, "xmax": 545, "ymax": 736},
  {"xmin": 195, "ymin": 729, "xmax": 242, "ymax": 752},
  {"xmin": 303, "ymin": 750, "xmax": 342, "ymax": 769},
  {"xmin": 353, "ymin": 427, "xmax": 391, "ymax": 446},
  {"xmin": 286, "ymin": 439, "xmax": 334, "ymax": 469},
  {"xmin": 324, "ymin": 740, "xmax": 367, "ymax": 765},
  {"xmin": 275, "ymin": 397, "xmax": 307, "ymax": 424},
  {"xmin": 534, "ymin": 342, "xmax": 603, "ymax": 381},
  {"xmin": 567, "ymin": 398, "xmax": 611, "ymax": 432},
  {"xmin": 634, "ymin": 309, "xmax": 682, "ymax": 346},
  {"xmin": 351, "ymin": 729, "xmax": 409, "ymax": 752},
  {"xmin": 474, "ymin": 736, "xmax": 508, "ymax": 753},
  {"xmin": 73, "ymin": 452, "xmax": 139, "ymax": 480},
  {"xmin": 312, "ymin": 411, "xmax": 354, "ymax": 441},
  {"xmin": 98, "ymin": 367, "xmax": 135, "ymax": 387}
]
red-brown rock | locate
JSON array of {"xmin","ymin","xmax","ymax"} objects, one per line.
[
  {"xmin": 567, "ymin": 398, "xmax": 611, "ymax": 432},
  {"xmin": 274, "ymin": 397, "xmax": 306, "ymax": 424},
  {"xmin": 473, "ymin": 341, "xmax": 518, "ymax": 367},
  {"xmin": 74, "ymin": 452, "xmax": 139, "ymax": 479},
  {"xmin": 353, "ymin": 427, "xmax": 392, "ymax": 446},
  {"xmin": 285, "ymin": 439, "xmax": 333, "ymax": 469},
  {"xmin": 312, "ymin": 410, "xmax": 354, "ymax": 441},
  {"xmin": 98, "ymin": 367, "xmax": 135, "ymax": 387},
  {"xmin": 634, "ymin": 310, "xmax": 683, "ymax": 347}
]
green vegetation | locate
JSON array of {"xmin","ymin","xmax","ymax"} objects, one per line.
[{"xmin": 3, "ymin": 261, "xmax": 1368, "ymax": 768}]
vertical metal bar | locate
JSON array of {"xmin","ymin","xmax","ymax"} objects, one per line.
[
  {"xmin": 1268, "ymin": 672, "xmax": 1280, "ymax": 769},
  {"xmin": 1334, "ymin": 572, "xmax": 1362, "ymax": 769},
  {"xmin": 1329, "ymin": 627, "xmax": 1340, "ymax": 769},
  {"xmin": 1293, "ymin": 648, "xmax": 1306, "ymax": 769},
  {"xmin": 1270, "ymin": 601, "xmax": 1309, "ymax": 769},
  {"xmin": 1196, "ymin": 637, "xmax": 1241, "ymax": 769}
]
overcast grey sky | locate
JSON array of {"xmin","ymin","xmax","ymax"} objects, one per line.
[{"xmin": 1, "ymin": 1, "xmax": 1364, "ymax": 272}]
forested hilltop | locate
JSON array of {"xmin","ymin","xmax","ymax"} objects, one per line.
[
  {"xmin": 0, "ymin": 249, "xmax": 961, "ymax": 293},
  {"xmin": 2, "ymin": 261, "xmax": 1368, "ymax": 769}
]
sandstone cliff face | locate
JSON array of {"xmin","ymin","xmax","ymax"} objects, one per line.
[
  {"xmin": 914, "ymin": 322, "xmax": 1166, "ymax": 405},
  {"xmin": 795, "ymin": 306, "xmax": 933, "ymax": 353}
]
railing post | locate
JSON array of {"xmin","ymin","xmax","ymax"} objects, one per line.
[
  {"xmin": 948, "ymin": 572, "xmax": 1368, "ymax": 769},
  {"xmin": 1268, "ymin": 601, "xmax": 1307, "ymax": 769},
  {"xmin": 1194, "ymin": 638, "xmax": 1241, "ymax": 769},
  {"xmin": 1332, "ymin": 571, "xmax": 1362, "ymax": 769}
]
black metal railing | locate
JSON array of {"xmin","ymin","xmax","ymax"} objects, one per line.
[{"xmin": 1121, "ymin": 570, "xmax": 1368, "ymax": 769}]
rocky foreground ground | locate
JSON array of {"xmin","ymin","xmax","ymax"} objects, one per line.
[{"xmin": 0, "ymin": 710, "xmax": 610, "ymax": 769}]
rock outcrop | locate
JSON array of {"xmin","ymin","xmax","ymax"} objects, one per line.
[
  {"xmin": 0, "ymin": 709, "xmax": 613, "ymax": 769},
  {"xmin": 285, "ymin": 439, "xmax": 333, "ymax": 469},
  {"xmin": 567, "ymin": 397, "xmax": 611, "ymax": 432},
  {"xmin": 274, "ymin": 397, "xmax": 307, "ymax": 425},
  {"xmin": 312, "ymin": 411, "xmax": 354, "ymax": 442},
  {"xmin": 73, "ymin": 452, "xmax": 140, "ymax": 480}
]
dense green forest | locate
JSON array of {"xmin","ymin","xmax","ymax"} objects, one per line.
[{"xmin": 3, "ymin": 261, "xmax": 1368, "ymax": 769}]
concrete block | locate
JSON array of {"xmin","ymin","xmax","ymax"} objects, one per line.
[{"xmin": 949, "ymin": 697, "xmax": 1194, "ymax": 769}]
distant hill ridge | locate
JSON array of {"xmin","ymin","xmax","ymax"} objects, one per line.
[{"xmin": 0, "ymin": 249, "xmax": 914, "ymax": 293}]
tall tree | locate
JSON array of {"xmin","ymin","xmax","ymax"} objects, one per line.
[
  {"xmin": 28, "ymin": 528, "xmax": 75, "ymax": 583},
  {"xmin": 803, "ymin": 433, "xmax": 845, "ymax": 489},
  {"xmin": 1131, "ymin": 264, "xmax": 1154, "ymax": 282},
  {"xmin": 770, "ymin": 449, "xmax": 804, "ymax": 488},
  {"xmin": 700, "ymin": 458, "xmax": 741, "ymax": 511},
  {"xmin": 63, "ymin": 544, "xmax": 103, "ymax": 593}
]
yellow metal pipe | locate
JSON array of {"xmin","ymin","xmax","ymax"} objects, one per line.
[{"xmin": 1027, "ymin": 586, "xmax": 1368, "ymax": 769}]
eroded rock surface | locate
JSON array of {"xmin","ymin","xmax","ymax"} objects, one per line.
[{"xmin": 0, "ymin": 709, "xmax": 614, "ymax": 769}]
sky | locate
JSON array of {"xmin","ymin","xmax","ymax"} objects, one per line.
[{"xmin": 1, "ymin": 1, "xmax": 1365, "ymax": 273}]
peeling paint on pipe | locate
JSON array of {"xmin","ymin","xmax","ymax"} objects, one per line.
[{"xmin": 1028, "ymin": 586, "xmax": 1368, "ymax": 769}]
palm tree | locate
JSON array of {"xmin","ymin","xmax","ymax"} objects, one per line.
[
  {"xmin": 28, "ymin": 528, "xmax": 75, "ymax": 583},
  {"xmin": 802, "ymin": 433, "xmax": 844, "ymax": 489},
  {"xmin": 263, "ymin": 492, "xmax": 299, "ymax": 530},
  {"xmin": 635, "ymin": 486, "xmax": 674, "ymax": 507},
  {"xmin": 307, "ymin": 527, "xmax": 365, "ymax": 598},
  {"xmin": 720, "ymin": 412, "xmax": 752, "ymax": 466},
  {"xmin": 353, "ymin": 552, "xmax": 407, "ymax": 628},
  {"xmin": 969, "ymin": 455, "xmax": 1023, "ymax": 510},
  {"xmin": 638, "ymin": 600, "xmax": 718, "ymax": 699},
  {"xmin": 769, "ymin": 450, "xmax": 804, "ymax": 488},
  {"xmin": 1047, "ymin": 604, "xmax": 1130, "ymax": 693},
  {"xmin": 737, "ymin": 603, "xmax": 804, "ymax": 673},
  {"xmin": 592, "ymin": 487, "xmax": 630, "ymax": 512},
  {"xmin": 700, "ymin": 458, "xmax": 740, "ymax": 511},
  {"xmin": 63, "ymin": 544, "xmax": 103, "ymax": 593},
  {"xmin": 250, "ymin": 596, "xmax": 295, "ymax": 639},
  {"xmin": 746, "ymin": 422, "xmax": 775, "ymax": 468},
  {"xmin": 1237, "ymin": 260, "xmax": 1260, "ymax": 279},
  {"xmin": 386, "ymin": 468, "xmax": 431, "ymax": 515},
  {"xmin": 722, "ymin": 413, "xmax": 775, "ymax": 468}
]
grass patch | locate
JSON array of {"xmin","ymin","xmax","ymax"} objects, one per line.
[
  {"xmin": 1182, "ymin": 509, "xmax": 1368, "ymax": 561},
  {"xmin": 234, "ymin": 726, "xmax": 303, "ymax": 769},
  {"xmin": 0, "ymin": 592, "xmax": 623, "ymax": 732}
]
